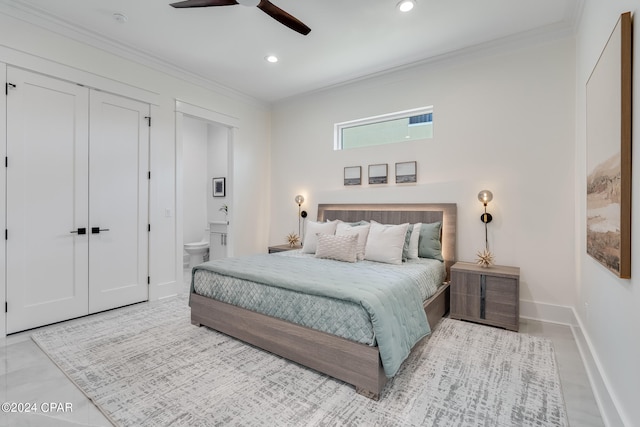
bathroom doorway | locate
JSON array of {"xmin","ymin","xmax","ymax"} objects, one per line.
[{"xmin": 176, "ymin": 101, "xmax": 237, "ymax": 288}]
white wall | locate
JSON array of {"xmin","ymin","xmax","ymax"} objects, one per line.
[
  {"xmin": 0, "ymin": 11, "xmax": 271, "ymax": 302},
  {"xmin": 575, "ymin": 2, "xmax": 639, "ymax": 426},
  {"xmin": 271, "ymin": 37, "xmax": 576, "ymax": 309}
]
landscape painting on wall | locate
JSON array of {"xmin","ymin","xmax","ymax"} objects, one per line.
[{"xmin": 586, "ymin": 12, "xmax": 632, "ymax": 278}]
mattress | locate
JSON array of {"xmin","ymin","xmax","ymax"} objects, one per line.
[{"xmin": 192, "ymin": 250, "xmax": 445, "ymax": 347}]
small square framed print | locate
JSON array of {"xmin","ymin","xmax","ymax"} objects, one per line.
[
  {"xmin": 395, "ymin": 161, "xmax": 417, "ymax": 183},
  {"xmin": 368, "ymin": 164, "xmax": 388, "ymax": 184},
  {"xmin": 344, "ymin": 166, "xmax": 362, "ymax": 186},
  {"xmin": 213, "ymin": 177, "xmax": 226, "ymax": 197}
]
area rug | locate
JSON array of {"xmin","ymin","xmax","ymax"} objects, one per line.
[{"xmin": 32, "ymin": 296, "xmax": 568, "ymax": 426}]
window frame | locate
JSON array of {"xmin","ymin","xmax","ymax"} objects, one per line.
[{"xmin": 334, "ymin": 106, "xmax": 433, "ymax": 150}]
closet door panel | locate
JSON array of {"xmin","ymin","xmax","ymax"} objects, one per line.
[
  {"xmin": 6, "ymin": 68, "xmax": 89, "ymax": 333},
  {"xmin": 88, "ymin": 90, "xmax": 149, "ymax": 313}
]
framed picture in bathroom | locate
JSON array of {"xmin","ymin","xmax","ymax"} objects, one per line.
[{"xmin": 213, "ymin": 177, "xmax": 225, "ymax": 197}]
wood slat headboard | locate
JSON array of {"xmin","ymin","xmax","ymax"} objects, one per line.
[{"xmin": 317, "ymin": 203, "xmax": 457, "ymax": 279}]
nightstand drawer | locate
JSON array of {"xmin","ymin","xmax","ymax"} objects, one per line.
[
  {"xmin": 450, "ymin": 292, "xmax": 481, "ymax": 319},
  {"xmin": 485, "ymin": 300, "xmax": 518, "ymax": 329},
  {"xmin": 485, "ymin": 276, "xmax": 518, "ymax": 298},
  {"xmin": 450, "ymin": 270, "xmax": 481, "ymax": 296}
]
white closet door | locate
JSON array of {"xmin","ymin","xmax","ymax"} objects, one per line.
[
  {"xmin": 6, "ymin": 68, "xmax": 89, "ymax": 333},
  {"xmin": 88, "ymin": 90, "xmax": 149, "ymax": 313}
]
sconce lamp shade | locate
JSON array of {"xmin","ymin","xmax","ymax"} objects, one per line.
[
  {"xmin": 477, "ymin": 190, "xmax": 493, "ymax": 206},
  {"xmin": 295, "ymin": 195, "xmax": 305, "ymax": 206}
]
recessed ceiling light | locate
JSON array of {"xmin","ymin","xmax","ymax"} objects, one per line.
[
  {"xmin": 265, "ymin": 55, "xmax": 279, "ymax": 63},
  {"xmin": 113, "ymin": 12, "xmax": 128, "ymax": 23},
  {"xmin": 397, "ymin": 0, "xmax": 415, "ymax": 13}
]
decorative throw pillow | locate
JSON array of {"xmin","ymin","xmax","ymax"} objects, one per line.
[
  {"xmin": 336, "ymin": 221, "xmax": 370, "ymax": 261},
  {"xmin": 407, "ymin": 222, "xmax": 422, "ymax": 259},
  {"xmin": 302, "ymin": 220, "xmax": 338, "ymax": 254},
  {"xmin": 315, "ymin": 233, "xmax": 358, "ymax": 263},
  {"xmin": 418, "ymin": 221, "xmax": 444, "ymax": 261},
  {"xmin": 402, "ymin": 224, "xmax": 414, "ymax": 261},
  {"xmin": 364, "ymin": 221, "xmax": 410, "ymax": 265}
]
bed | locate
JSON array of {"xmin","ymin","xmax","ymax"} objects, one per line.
[{"xmin": 189, "ymin": 203, "xmax": 457, "ymax": 399}]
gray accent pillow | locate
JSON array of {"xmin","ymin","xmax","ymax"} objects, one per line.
[
  {"xmin": 402, "ymin": 224, "xmax": 414, "ymax": 262},
  {"xmin": 418, "ymin": 221, "xmax": 444, "ymax": 261}
]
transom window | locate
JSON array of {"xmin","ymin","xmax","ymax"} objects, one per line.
[{"xmin": 334, "ymin": 106, "xmax": 433, "ymax": 150}]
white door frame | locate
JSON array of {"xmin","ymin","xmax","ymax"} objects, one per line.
[
  {"xmin": 0, "ymin": 62, "xmax": 7, "ymax": 337},
  {"xmin": 175, "ymin": 100, "xmax": 238, "ymax": 289}
]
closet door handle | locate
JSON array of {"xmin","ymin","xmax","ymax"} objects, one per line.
[
  {"xmin": 70, "ymin": 227, "xmax": 87, "ymax": 235},
  {"xmin": 91, "ymin": 227, "xmax": 110, "ymax": 234}
]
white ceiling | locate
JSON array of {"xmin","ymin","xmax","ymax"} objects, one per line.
[{"xmin": 1, "ymin": 0, "xmax": 581, "ymax": 104}]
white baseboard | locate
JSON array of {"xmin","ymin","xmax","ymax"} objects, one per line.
[
  {"xmin": 519, "ymin": 299, "xmax": 577, "ymax": 325},
  {"xmin": 571, "ymin": 310, "xmax": 627, "ymax": 427},
  {"xmin": 520, "ymin": 299, "xmax": 625, "ymax": 427}
]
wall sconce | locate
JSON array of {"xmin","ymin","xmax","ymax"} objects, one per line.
[
  {"xmin": 295, "ymin": 195, "xmax": 307, "ymax": 240},
  {"xmin": 476, "ymin": 190, "xmax": 494, "ymax": 267},
  {"xmin": 478, "ymin": 190, "xmax": 493, "ymax": 224}
]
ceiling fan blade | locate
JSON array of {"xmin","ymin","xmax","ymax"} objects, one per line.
[
  {"xmin": 170, "ymin": 0, "xmax": 238, "ymax": 8},
  {"xmin": 257, "ymin": 0, "xmax": 311, "ymax": 35}
]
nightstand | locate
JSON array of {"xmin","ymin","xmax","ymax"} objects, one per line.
[
  {"xmin": 450, "ymin": 262, "xmax": 520, "ymax": 331},
  {"xmin": 268, "ymin": 244, "xmax": 302, "ymax": 253}
]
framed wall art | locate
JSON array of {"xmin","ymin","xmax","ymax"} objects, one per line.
[
  {"xmin": 586, "ymin": 12, "xmax": 632, "ymax": 278},
  {"xmin": 395, "ymin": 161, "xmax": 417, "ymax": 183},
  {"xmin": 368, "ymin": 164, "xmax": 388, "ymax": 184},
  {"xmin": 213, "ymin": 177, "xmax": 226, "ymax": 197},
  {"xmin": 344, "ymin": 166, "xmax": 362, "ymax": 186}
]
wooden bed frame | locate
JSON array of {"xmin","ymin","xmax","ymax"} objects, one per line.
[{"xmin": 190, "ymin": 203, "xmax": 457, "ymax": 399}]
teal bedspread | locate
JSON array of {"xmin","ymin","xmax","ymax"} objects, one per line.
[{"xmin": 192, "ymin": 253, "xmax": 432, "ymax": 377}]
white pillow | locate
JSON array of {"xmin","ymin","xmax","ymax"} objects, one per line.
[
  {"xmin": 364, "ymin": 221, "xmax": 410, "ymax": 265},
  {"xmin": 407, "ymin": 223, "xmax": 422, "ymax": 259},
  {"xmin": 335, "ymin": 221, "xmax": 370, "ymax": 261},
  {"xmin": 315, "ymin": 233, "xmax": 358, "ymax": 263},
  {"xmin": 302, "ymin": 220, "xmax": 338, "ymax": 254}
]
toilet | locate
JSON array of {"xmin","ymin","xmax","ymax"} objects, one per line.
[{"xmin": 184, "ymin": 232, "xmax": 210, "ymax": 268}]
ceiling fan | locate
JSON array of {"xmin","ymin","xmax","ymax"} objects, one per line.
[{"xmin": 170, "ymin": 0, "xmax": 311, "ymax": 36}]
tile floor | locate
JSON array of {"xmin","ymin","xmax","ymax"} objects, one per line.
[{"xmin": 0, "ymin": 271, "xmax": 605, "ymax": 426}]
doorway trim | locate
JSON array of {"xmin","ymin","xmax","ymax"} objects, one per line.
[
  {"xmin": 175, "ymin": 100, "xmax": 237, "ymax": 289},
  {"xmin": 1, "ymin": 62, "xmax": 7, "ymax": 337}
]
